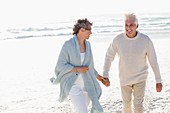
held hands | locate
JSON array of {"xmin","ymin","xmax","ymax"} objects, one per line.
[
  {"xmin": 102, "ymin": 78, "xmax": 110, "ymax": 87},
  {"xmin": 156, "ymin": 83, "xmax": 163, "ymax": 92},
  {"xmin": 97, "ymin": 75, "xmax": 110, "ymax": 87}
]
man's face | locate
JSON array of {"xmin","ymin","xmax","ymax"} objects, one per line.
[{"xmin": 125, "ymin": 19, "xmax": 138, "ymax": 38}]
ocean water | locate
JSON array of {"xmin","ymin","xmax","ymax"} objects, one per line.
[{"xmin": 0, "ymin": 13, "xmax": 170, "ymax": 40}]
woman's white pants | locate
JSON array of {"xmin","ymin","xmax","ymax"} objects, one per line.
[{"xmin": 69, "ymin": 85, "xmax": 90, "ymax": 113}]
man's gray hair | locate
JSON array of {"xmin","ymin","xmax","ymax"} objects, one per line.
[{"xmin": 124, "ymin": 13, "xmax": 138, "ymax": 25}]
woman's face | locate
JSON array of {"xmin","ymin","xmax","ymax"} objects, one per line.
[{"xmin": 83, "ymin": 25, "xmax": 92, "ymax": 39}]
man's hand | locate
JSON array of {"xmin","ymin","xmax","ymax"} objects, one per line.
[
  {"xmin": 156, "ymin": 83, "xmax": 163, "ymax": 92},
  {"xmin": 97, "ymin": 75, "xmax": 110, "ymax": 87},
  {"xmin": 102, "ymin": 78, "xmax": 110, "ymax": 87}
]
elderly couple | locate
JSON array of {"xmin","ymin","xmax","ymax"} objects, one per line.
[{"xmin": 50, "ymin": 13, "xmax": 162, "ymax": 113}]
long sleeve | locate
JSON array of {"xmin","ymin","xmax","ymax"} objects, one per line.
[
  {"xmin": 147, "ymin": 39, "xmax": 162, "ymax": 83},
  {"xmin": 103, "ymin": 39, "xmax": 117, "ymax": 78}
]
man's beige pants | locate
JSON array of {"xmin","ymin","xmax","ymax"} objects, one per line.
[{"xmin": 121, "ymin": 81, "xmax": 146, "ymax": 113}]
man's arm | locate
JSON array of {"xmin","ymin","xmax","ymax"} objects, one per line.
[
  {"xmin": 102, "ymin": 39, "xmax": 117, "ymax": 87},
  {"xmin": 103, "ymin": 39, "xmax": 117, "ymax": 77},
  {"xmin": 147, "ymin": 39, "xmax": 162, "ymax": 92}
]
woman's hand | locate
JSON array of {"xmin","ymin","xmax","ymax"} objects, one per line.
[
  {"xmin": 71, "ymin": 66, "xmax": 89, "ymax": 73},
  {"xmin": 97, "ymin": 75, "xmax": 104, "ymax": 82},
  {"xmin": 77, "ymin": 67, "xmax": 89, "ymax": 73}
]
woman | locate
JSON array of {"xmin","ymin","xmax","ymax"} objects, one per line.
[{"xmin": 51, "ymin": 18, "xmax": 104, "ymax": 113}]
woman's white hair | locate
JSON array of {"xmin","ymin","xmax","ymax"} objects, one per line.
[{"xmin": 124, "ymin": 13, "xmax": 138, "ymax": 25}]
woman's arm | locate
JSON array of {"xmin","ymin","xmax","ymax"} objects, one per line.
[{"xmin": 70, "ymin": 66, "xmax": 89, "ymax": 73}]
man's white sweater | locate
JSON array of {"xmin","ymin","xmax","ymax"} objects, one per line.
[{"xmin": 103, "ymin": 31, "xmax": 162, "ymax": 86}]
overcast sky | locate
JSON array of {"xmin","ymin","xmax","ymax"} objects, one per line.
[{"xmin": 0, "ymin": 0, "xmax": 170, "ymax": 25}]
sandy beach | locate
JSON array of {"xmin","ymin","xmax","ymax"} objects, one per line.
[{"xmin": 0, "ymin": 33, "xmax": 170, "ymax": 113}]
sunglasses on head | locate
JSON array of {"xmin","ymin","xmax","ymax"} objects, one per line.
[{"xmin": 84, "ymin": 28, "xmax": 91, "ymax": 31}]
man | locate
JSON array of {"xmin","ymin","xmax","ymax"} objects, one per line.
[{"xmin": 102, "ymin": 13, "xmax": 162, "ymax": 113}]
